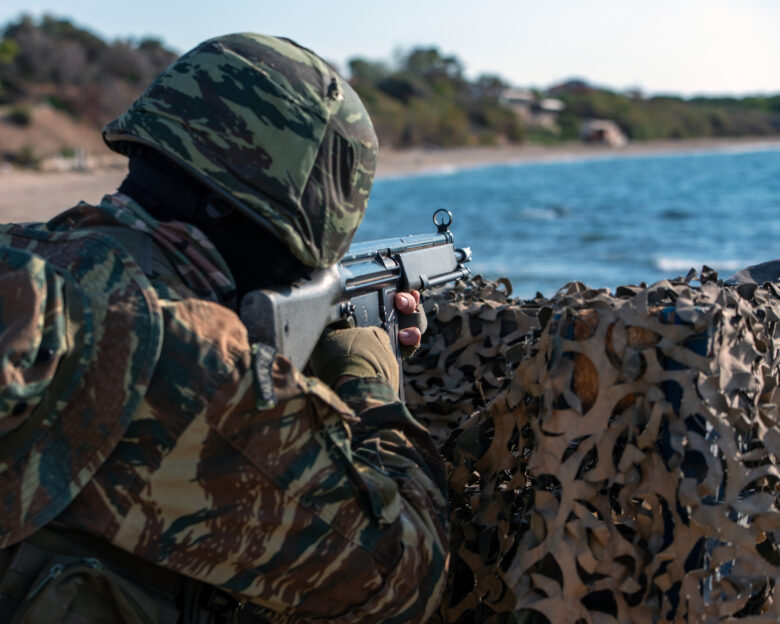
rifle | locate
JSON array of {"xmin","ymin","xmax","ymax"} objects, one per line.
[{"xmin": 240, "ymin": 209, "xmax": 471, "ymax": 397}]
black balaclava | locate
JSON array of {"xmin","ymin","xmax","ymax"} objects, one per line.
[{"xmin": 118, "ymin": 147, "xmax": 310, "ymax": 303}]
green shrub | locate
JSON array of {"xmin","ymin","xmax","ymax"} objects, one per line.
[
  {"xmin": 0, "ymin": 38, "xmax": 19, "ymax": 64},
  {"xmin": 47, "ymin": 94, "xmax": 74, "ymax": 115},
  {"xmin": 7, "ymin": 105, "xmax": 31, "ymax": 126},
  {"xmin": 13, "ymin": 144, "xmax": 41, "ymax": 169},
  {"xmin": 477, "ymin": 131, "xmax": 499, "ymax": 146}
]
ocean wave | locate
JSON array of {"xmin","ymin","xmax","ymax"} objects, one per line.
[
  {"xmin": 654, "ymin": 257, "xmax": 745, "ymax": 272},
  {"xmin": 659, "ymin": 209, "xmax": 691, "ymax": 220},
  {"xmin": 518, "ymin": 206, "xmax": 567, "ymax": 220},
  {"xmin": 379, "ymin": 164, "xmax": 461, "ymax": 180},
  {"xmin": 426, "ymin": 164, "xmax": 460, "ymax": 176},
  {"xmin": 711, "ymin": 142, "xmax": 780, "ymax": 156}
]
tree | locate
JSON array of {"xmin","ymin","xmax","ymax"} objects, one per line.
[
  {"xmin": 402, "ymin": 47, "xmax": 462, "ymax": 80},
  {"xmin": 0, "ymin": 37, "xmax": 19, "ymax": 64},
  {"xmin": 474, "ymin": 73, "xmax": 509, "ymax": 98},
  {"xmin": 347, "ymin": 57, "xmax": 389, "ymax": 86},
  {"xmin": 0, "ymin": 14, "xmax": 176, "ymax": 121}
]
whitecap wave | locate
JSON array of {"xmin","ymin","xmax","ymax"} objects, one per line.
[
  {"xmin": 378, "ymin": 163, "xmax": 461, "ymax": 180},
  {"xmin": 712, "ymin": 142, "xmax": 780, "ymax": 156},
  {"xmin": 654, "ymin": 257, "xmax": 745, "ymax": 272}
]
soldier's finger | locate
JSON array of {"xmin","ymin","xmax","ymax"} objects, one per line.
[
  {"xmin": 399, "ymin": 327, "xmax": 422, "ymax": 346},
  {"xmin": 395, "ymin": 291, "xmax": 417, "ymax": 315}
]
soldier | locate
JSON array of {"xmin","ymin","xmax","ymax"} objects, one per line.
[{"xmin": 0, "ymin": 34, "xmax": 448, "ymax": 623}]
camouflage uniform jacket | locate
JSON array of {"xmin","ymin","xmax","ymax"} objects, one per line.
[{"xmin": 8, "ymin": 193, "xmax": 450, "ymax": 623}]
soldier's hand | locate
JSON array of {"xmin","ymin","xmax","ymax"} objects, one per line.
[
  {"xmin": 395, "ymin": 290, "xmax": 427, "ymax": 358},
  {"xmin": 310, "ymin": 290, "xmax": 426, "ymax": 392},
  {"xmin": 310, "ymin": 327, "xmax": 399, "ymax": 391}
]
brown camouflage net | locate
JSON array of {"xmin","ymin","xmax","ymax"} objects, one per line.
[
  {"xmin": 405, "ymin": 277, "xmax": 538, "ymax": 448},
  {"xmin": 405, "ymin": 271, "xmax": 780, "ymax": 623}
]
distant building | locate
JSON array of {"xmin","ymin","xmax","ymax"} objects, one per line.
[
  {"xmin": 500, "ymin": 89, "xmax": 566, "ymax": 133},
  {"xmin": 580, "ymin": 119, "xmax": 629, "ymax": 147},
  {"xmin": 500, "ymin": 88, "xmax": 536, "ymax": 108}
]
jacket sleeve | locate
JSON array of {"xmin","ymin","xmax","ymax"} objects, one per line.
[
  {"xmin": 59, "ymin": 299, "xmax": 448, "ymax": 623},
  {"xmin": 198, "ymin": 355, "xmax": 450, "ymax": 623}
]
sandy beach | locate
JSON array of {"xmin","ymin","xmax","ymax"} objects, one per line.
[
  {"xmin": 2, "ymin": 136, "xmax": 780, "ymax": 223},
  {"xmin": 377, "ymin": 136, "xmax": 780, "ymax": 177}
]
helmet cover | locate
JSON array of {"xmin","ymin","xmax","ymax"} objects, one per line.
[{"xmin": 104, "ymin": 33, "xmax": 378, "ymax": 268}]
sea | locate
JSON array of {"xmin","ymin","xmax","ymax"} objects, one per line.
[{"xmin": 356, "ymin": 144, "xmax": 780, "ymax": 300}]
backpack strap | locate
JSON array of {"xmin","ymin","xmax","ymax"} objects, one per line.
[{"xmin": 85, "ymin": 225, "xmax": 177, "ymax": 279}]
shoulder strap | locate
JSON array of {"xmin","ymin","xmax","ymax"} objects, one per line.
[{"xmin": 86, "ymin": 226, "xmax": 177, "ymax": 279}]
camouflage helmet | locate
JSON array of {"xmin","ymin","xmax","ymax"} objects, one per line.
[{"xmin": 103, "ymin": 33, "xmax": 378, "ymax": 269}]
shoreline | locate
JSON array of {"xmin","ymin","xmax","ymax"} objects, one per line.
[
  {"xmin": 2, "ymin": 136, "xmax": 780, "ymax": 222},
  {"xmin": 375, "ymin": 136, "xmax": 780, "ymax": 178}
]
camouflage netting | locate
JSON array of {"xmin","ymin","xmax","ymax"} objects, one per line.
[{"xmin": 405, "ymin": 271, "xmax": 780, "ymax": 623}]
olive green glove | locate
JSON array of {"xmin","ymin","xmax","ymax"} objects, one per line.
[
  {"xmin": 310, "ymin": 327, "xmax": 399, "ymax": 391},
  {"xmin": 398, "ymin": 302, "xmax": 428, "ymax": 358}
]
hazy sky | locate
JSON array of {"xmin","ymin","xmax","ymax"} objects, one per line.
[{"xmin": 1, "ymin": 0, "xmax": 778, "ymax": 97}]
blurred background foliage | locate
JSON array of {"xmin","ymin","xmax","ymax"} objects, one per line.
[
  {"xmin": 1, "ymin": 14, "xmax": 780, "ymax": 149},
  {"xmin": 556, "ymin": 89, "xmax": 780, "ymax": 141},
  {"xmin": 0, "ymin": 14, "xmax": 177, "ymax": 123},
  {"xmin": 349, "ymin": 49, "xmax": 526, "ymax": 148}
]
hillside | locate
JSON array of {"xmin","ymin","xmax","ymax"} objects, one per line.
[
  {"xmin": 1, "ymin": 14, "xmax": 780, "ymax": 169},
  {"xmin": 0, "ymin": 14, "xmax": 177, "ymax": 168}
]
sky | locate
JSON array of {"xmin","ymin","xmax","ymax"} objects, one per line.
[{"xmin": 1, "ymin": 0, "xmax": 778, "ymax": 97}]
